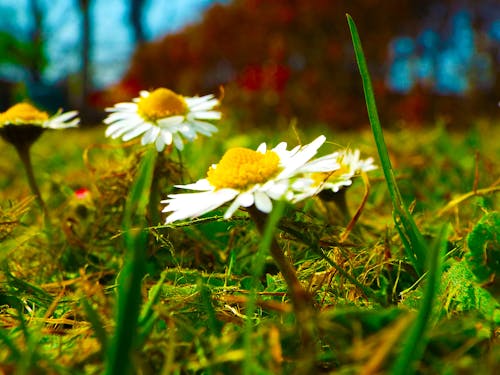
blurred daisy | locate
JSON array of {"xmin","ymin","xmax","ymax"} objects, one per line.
[
  {"xmin": 162, "ymin": 135, "xmax": 334, "ymax": 223},
  {"xmin": 0, "ymin": 102, "xmax": 79, "ymax": 148},
  {"xmin": 292, "ymin": 149, "xmax": 377, "ymax": 202},
  {"xmin": 0, "ymin": 102, "xmax": 79, "ymax": 221},
  {"xmin": 104, "ymin": 88, "xmax": 221, "ymax": 152}
]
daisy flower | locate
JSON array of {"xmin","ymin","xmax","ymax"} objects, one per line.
[
  {"xmin": 0, "ymin": 102, "xmax": 79, "ymax": 148},
  {"xmin": 162, "ymin": 135, "xmax": 336, "ymax": 223},
  {"xmin": 0, "ymin": 102, "xmax": 79, "ymax": 221},
  {"xmin": 292, "ymin": 149, "xmax": 377, "ymax": 202},
  {"xmin": 104, "ymin": 88, "xmax": 221, "ymax": 152}
]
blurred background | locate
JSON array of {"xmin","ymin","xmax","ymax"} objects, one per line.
[{"xmin": 0, "ymin": 0, "xmax": 499, "ymax": 128}]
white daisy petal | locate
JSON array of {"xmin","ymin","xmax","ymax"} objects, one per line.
[
  {"xmin": 264, "ymin": 181, "xmax": 289, "ymax": 200},
  {"xmin": 121, "ymin": 123, "xmax": 152, "ymax": 141},
  {"xmin": 179, "ymin": 124, "xmax": 197, "ymax": 139},
  {"xmin": 112, "ymin": 102, "xmax": 138, "ymax": 110},
  {"xmin": 190, "ymin": 110, "xmax": 222, "ymax": 121},
  {"xmin": 155, "ymin": 137, "xmax": 165, "ymax": 152},
  {"xmin": 273, "ymin": 142, "xmax": 288, "ymax": 154},
  {"xmin": 174, "ymin": 179, "xmax": 214, "ymax": 191},
  {"xmin": 238, "ymin": 192, "xmax": 255, "ymax": 207},
  {"xmin": 172, "ymin": 133, "xmax": 184, "ymax": 150},
  {"xmin": 184, "ymin": 95, "xmax": 215, "ymax": 107},
  {"xmin": 106, "ymin": 117, "xmax": 145, "ymax": 138},
  {"xmin": 189, "ymin": 120, "xmax": 218, "ymax": 135},
  {"xmin": 42, "ymin": 110, "xmax": 80, "ymax": 129},
  {"xmin": 191, "ymin": 99, "xmax": 220, "ymax": 111},
  {"xmin": 158, "ymin": 116, "xmax": 185, "ymax": 128},
  {"xmin": 164, "ymin": 189, "xmax": 237, "ymax": 223},
  {"xmin": 224, "ymin": 192, "xmax": 254, "ymax": 219},
  {"xmin": 52, "ymin": 110, "xmax": 78, "ymax": 123},
  {"xmin": 279, "ymin": 135, "xmax": 326, "ymax": 178},
  {"xmin": 254, "ymin": 191, "xmax": 273, "ymax": 213},
  {"xmin": 104, "ymin": 111, "xmax": 138, "ymax": 124},
  {"xmin": 159, "ymin": 129, "xmax": 173, "ymax": 146},
  {"xmin": 141, "ymin": 127, "xmax": 161, "ymax": 145},
  {"xmin": 109, "ymin": 119, "xmax": 145, "ymax": 135},
  {"xmin": 256, "ymin": 143, "xmax": 267, "ymax": 153}
]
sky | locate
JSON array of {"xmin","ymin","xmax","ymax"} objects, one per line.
[{"xmin": 0, "ymin": 0, "xmax": 229, "ymax": 88}]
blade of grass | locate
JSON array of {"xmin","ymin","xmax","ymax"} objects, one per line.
[
  {"xmin": 136, "ymin": 268, "xmax": 169, "ymax": 345},
  {"xmin": 0, "ymin": 325, "xmax": 22, "ymax": 360},
  {"xmin": 346, "ymin": 14, "xmax": 427, "ymax": 275},
  {"xmin": 390, "ymin": 224, "xmax": 448, "ymax": 375},
  {"xmin": 243, "ymin": 200, "xmax": 286, "ymax": 375},
  {"xmin": 198, "ymin": 278, "xmax": 223, "ymax": 337},
  {"xmin": 105, "ymin": 148, "xmax": 157, "ymax": 375},
  {"xmin": 4, "ymin": 267, "xmax": 54, "ymax": 308},
  {"xmin": 81, "ymin": 298, "xmax": 108, "ymax": 356}
]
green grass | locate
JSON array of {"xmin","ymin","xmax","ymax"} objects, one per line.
[{"xmin": 1, "ymin": 18, "xmax": 499, "ymax": 374}]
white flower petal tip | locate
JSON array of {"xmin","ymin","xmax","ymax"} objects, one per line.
[{"xmin": 103, "ymin": 87, "xmax": 221, "ymax": 151}]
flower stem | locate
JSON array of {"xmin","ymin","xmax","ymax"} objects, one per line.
[
  {"xmin": 14, "ymin": 142, "xmax": 50, "ymax": 223},
  {"xmin": 149, "ymin": 167, "xmax": 161, "ymax": 226},
  {"xmin": 247, "ymin": 206, "xmax": 317, "ymax": 372},
  {"xmin": 319, "ymin": 187, "xmax": 350, "ymax": 222}
]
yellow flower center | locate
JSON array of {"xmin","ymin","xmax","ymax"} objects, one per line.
[
  {"xmin": 313, "ymin": 164, "xmax": 350, "ymax": 185},
  {"xmin": 137, "ymin": 88, "xmax": 188, "ymax": 122},
  {"xmin": 0, "ymin": 103, "xmax": 49, "ymax": 125},
  {"xmin": 207, "ymin": 148, "xmax": 281, "ymax": 190}
]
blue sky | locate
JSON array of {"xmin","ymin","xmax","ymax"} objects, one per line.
[{"xmin": 0, "ymin": 0, "xmax": 229, "ymax": 88}]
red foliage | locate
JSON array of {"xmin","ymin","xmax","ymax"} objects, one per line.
[
  {"xmin": 237, "ymin": 63, "xmax": 290, "ymax": 93},
  {"xmin": 98, "ymin": 0, "xmax": 491, "ymax": 129}
]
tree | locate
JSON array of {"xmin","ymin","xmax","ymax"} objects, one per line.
[
  {"xmin": 78, "ymin": 0, "xmax": 92, "ymax": 114},
  {"xmin": 130, "ymin": 0, "xmax": 146, "ymax": 46},
  {"xmin": 27, "ymin": 0, "xmax": 45, "ymax": 83}
]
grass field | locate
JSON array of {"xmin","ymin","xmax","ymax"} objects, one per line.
[{"xmin": 1, "ymin": 117, "xmax": 498, "ymax": 374}]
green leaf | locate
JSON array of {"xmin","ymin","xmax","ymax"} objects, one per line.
[
  {"xmin": 441, "ymin": 260, "xmax": 499, "ymax": 323},
  {"xmin": 105, "ymin": 148, "xmax": 157, "ymax": 375},
  {"xmin": 346, "ymin": 14, "xmax": 427, "ymax": 275},
  {"xmin": 466, "ymin": 211, "xmax": 500, "ymax": 284}
]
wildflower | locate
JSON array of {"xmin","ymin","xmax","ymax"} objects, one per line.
[
  {"xmin": 0, "ymin": 102, "xmax": 79, "ymax": 148},
  {"xmin": 0, "ymin": 102, "xmax": 79, "ymax": 222},
  {"xmin": 104, "ymin": 88, "xmax": 221, "ymax": 152},
  {"xmin": 162, "ymin": 135, "xmax": 333, "ymax": 223},
  {"xmin": 292, "ymin": 149, "xmax": 377, "ymax": 202}
]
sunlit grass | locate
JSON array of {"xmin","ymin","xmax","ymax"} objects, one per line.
[{"xmin": 1, "ymin": 116, "xmax": 497, "ymax": 373}]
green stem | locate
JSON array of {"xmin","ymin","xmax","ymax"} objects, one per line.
[
  {"xmin": 247, "ymin": 206, "xmax": 317, "ymax": 372},
  {"xmin": 149, "ymin": 170, "xmax": 161, "ymax": 226},
  {"xmin": 390, "ymin": 224, "xmax": 447, "ymax": 375},
  {"xmin": 320, "ymin": 188, "xmax": 350, "ymax": 225},
  {"xmin": 14, "ymin": 142, "xmax": 50, "ymax": 224}
]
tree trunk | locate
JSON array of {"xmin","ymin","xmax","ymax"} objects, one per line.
[
  {"xmin": 79, "ymin": 0, "xmax": 91, "ymax": 118},
  {"xmin": 130, "ymin": 0, "xmax": 146, "ymax": 46},
  {"xmin": 28, "ymin": 0, "xmax": 44, "ymax": 83}
]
